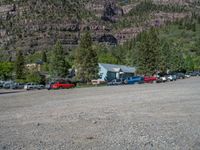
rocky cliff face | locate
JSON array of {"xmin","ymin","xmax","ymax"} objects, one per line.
[{"xmin": 0, "ymin": 0, "xmax": 197, "ymax": 59}]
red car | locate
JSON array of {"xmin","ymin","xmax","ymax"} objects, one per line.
[
  {"xmin": 50, "ymin": 80, "xmax": 76, "ymax": 89},
  {"xmin": 144, "ymin": 76, "xmax": 157, "ymax": 83}
]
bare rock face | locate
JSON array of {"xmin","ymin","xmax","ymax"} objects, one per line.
[{"xmin": 101, "ymin": 1, "xmax": 124, "ymax": 22}]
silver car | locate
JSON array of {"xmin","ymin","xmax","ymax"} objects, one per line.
[{"xmin": 24, "ymin": 83, "xmax": 44, "ymax": 90}]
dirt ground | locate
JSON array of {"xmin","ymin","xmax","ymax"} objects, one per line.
[{"xmin": 0, "ymin": 77, "xmax": 200, "ymax": 150}]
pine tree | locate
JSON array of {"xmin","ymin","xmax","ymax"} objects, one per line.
[
  {"xmin": 171, "ymin": 43, "xmax": 185, "ymax": 72},
  {"xmin": 137, "ymin": 28, "xmax": 161, "ymax": 75},
  {"xmin": 185, "ymin": 55, "xmax": 194, "ymax": 71},
  {"xmin": 75, "ymin": 32, "xmax": 99, "ymax": 83},
  {"xmin": 49, "ymin": 41, "xmax": 68, "ymax": 78},
  {"xmin": 159, "ymin": 40, "xmax": 170, "ymax": 72},
  {"xmin": 15, "ymin": 50, "xmax": 25, "ymax": 80},
  {"xmin": 159, "ymin": 40, "xmax": 177, "ymax": 72}
]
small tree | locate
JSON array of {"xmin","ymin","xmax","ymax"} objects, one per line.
[
  {"xmin": 15, "ymin": 50, "xmax": 25, "ymax": 80},
  {"xmin": 26, "ymin": 71, "xmax": 46, "ymax": 84},
  {"xmin": 0, "ymin": 62, "xmax": 14, "ymax": 80},
  {"xmin": 75, "ymin": 32, "xmax": 99, "ymax": 83},
  {"xmin": 49, "ymin": 41, "xmax": 69, "ymax": 78}
]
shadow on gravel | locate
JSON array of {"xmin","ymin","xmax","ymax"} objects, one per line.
[{"xmin": 0, "ymin": 90, "xmax": 26, "ymax": 95}]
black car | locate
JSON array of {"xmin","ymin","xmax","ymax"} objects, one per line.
[
  {"xmin": 11, "ymin": 83, "xmax": 25, "ymax": 89},
  {"xmin": 176, "ymin": 73, "xmax": 185, "ymax": 79},
  {"xmin": 190, "ymin": 71, "xmax": 200, "ymax": 76}
]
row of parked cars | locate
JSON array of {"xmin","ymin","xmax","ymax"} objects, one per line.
[
  {"xmin": 0, "ymin": 80, "xmax": 77, "ymax": 91},
  {"xmin": 0, "ymin": 71, "xmax": 199, "ymax": 90},
  {"xmin": 107, "ymin": 71, "xmax": 200, "ymax": 86},
  {"xmin": 0, "ymin": 81, "xmax": 45, "ymax": 90}
]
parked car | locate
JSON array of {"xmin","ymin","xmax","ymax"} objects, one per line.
[
  {"xmin": 144, "ymin": 76, "xmax": 157, "ymax": 83},
  {"xmin": 49, "ymin": 80, "xmax": 76, "ymax": 90},
  {"xmin": 3, "ymin": 81, "xmax": 14, "ymax": 89},
  {"xmin": 124, "ymin": 76, "xmax": 144, "ymax": 84},
  {"xmin": 24, "ymin": 83, "xmax": 44, "ymax": 90},
  {"xmin": 24, "ymin": 83, "xmax": 36, "ymax": 90},
  {"xmin": 36, "ymin": 84, "xmax": 45, "ymax": 90},
  {"xmin": 3, "ymin": 83, "xmax": 12, "ymax": 89},
  {"xmin": 91, "ymin": 79, "xmax": 106, "ymax": 85},
  {"xmin": 156, "ymin": 76, "xmax": 167, "ymax": 83},
  {"xmin": 176, "ymin": 73, "xmax": 185, "ymax": 79},
  {"xmin": 166, "ymin": 74, "xmax": 177, "ymax": 81},
  {"xmin": 185, "ymin": 73, "xmax": 191, "ymax": 78},
  {"xmin": 156, "ymin": 73, "xmax": 168, "ymax": 83},
  {"xmin": 0, "ymin": 81, "xmax": 5, "ymax": 88},
  {"xmin": 190, "ymin": 71, "xmax": 200, "ymax": 76},
  {"xmin": 45, "ymin": 82, "xmax": 55, "ymax": 90},
  {"xmin": 107, "ymin": 79, "xmax": 124, "ymax": 86},
  {"xmin": 11, "ymin": 83, "xmax": 25, "ymax": 89}
]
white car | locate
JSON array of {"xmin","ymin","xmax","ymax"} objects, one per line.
[
  {"xmin": 167, "ymin": 75, "xmax": 177, "ymax": 81},
  {"xmin": 24, "ymin": 83, "xmax": 44, "ymax": 90},
  {"xmin": 185, "ymin": 74, "xmax": 191, "ymax": 78},
  {"xmin": 24, "ymin": 83, "xmax": 37, "ymax": 90},
  {"xmin": 161, "ymin": 76, "xmax": 167, "ymax": 82},
  {"xmin": 167, "ymin": 75, "xmax": 173, "ymax": 81}
]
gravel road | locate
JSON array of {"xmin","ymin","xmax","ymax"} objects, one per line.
[{"xmin": 0, "ymin": 77, "xmax": 200, "ymax": 150}]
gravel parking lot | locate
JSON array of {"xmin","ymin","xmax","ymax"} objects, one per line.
[{"xmin": 0, "ymin": 77, "xmax": 200, "ymax": 150}]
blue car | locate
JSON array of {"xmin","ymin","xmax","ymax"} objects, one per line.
[{"xmin": 124, "ymin": 76, "xmax": 144, "ymax": 84}]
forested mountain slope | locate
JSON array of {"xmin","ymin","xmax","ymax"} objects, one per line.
[{"xmin": 0, "ymin": 0, "xmax": 200, "ymax": 61}]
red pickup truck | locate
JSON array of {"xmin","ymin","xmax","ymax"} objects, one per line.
[{"xmin": 144, "ymin": 76, "xmax": 157, "ymax": 83}]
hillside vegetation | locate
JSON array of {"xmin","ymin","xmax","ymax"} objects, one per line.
[
  {"xmin": 0, "ymin": 0, "xmax": 200, "ymax": 81},
  {"xmin": 1, "ymin": 0, "xmax": 199, "ymax": 55}
]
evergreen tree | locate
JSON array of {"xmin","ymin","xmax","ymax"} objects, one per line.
[
  {"xmin": 75, "ymin": 32, "xmax": 99, "ymax": 83},
  {"xmin": 137, "ymin": 28, "xmax": 161, "ymax": 75},
  {"xmin": 15, "ymin": 50, "xmax": 25, "ymax": 80},
  {"xmin": 170, "ymin": 43, "xmax": 185, "ymax": 72},
  {"xmin": 49, "ymin": 41, "xmax": 68, "ymax": 78},
  {"xmin": 42, "ymin": 51, "xmax": 47, "ymax": 63},
  {"xmin": 185, "ymin": 55, "xmax": 195, "ymax": 71},
  {"xmin": 159, "ymin": 40, "xmax": 171, "ymax": 72}
]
